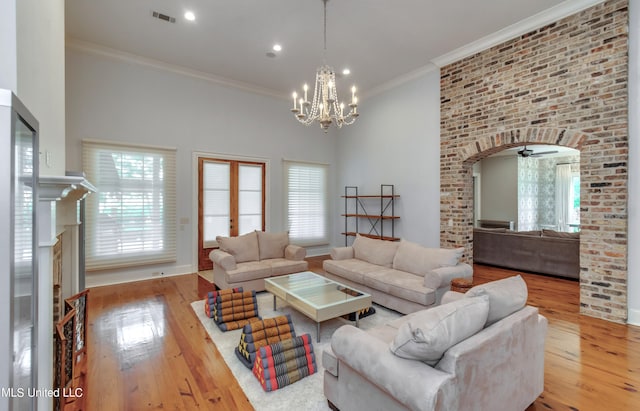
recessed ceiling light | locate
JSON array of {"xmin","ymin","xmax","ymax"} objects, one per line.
[
  {"xmin": 342, "ymin": 68, "xmax": 351, "ymax": 75},
  {"xmin": 184, "ymin": 11, "xmax": 196, "ymax": 21},
  {"xmin": 273, "ymin": 44, "xmax": 282, "ymax": 52}
]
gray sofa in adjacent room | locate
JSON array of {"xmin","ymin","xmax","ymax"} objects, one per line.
[{"xmin": 473, "ymin": 228, "xmax": 579, "ymax": 279}]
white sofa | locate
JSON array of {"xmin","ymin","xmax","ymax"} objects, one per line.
[
  {"xmin": 209, "ymin": 231, "xmax": 308, "ymax": 291},
  {"xmin": 323, "ymin": 275, "xmax": 547, "ymax": 411},
  {"xmin": 323, "ymin": 235, "xmax": 473, "ymax": 314}
]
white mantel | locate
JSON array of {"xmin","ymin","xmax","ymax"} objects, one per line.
[{"xmin": 37, "ymin": 174, "xmax": 95, "ymax": 411}]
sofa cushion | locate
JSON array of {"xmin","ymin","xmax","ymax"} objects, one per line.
[
  {"xmin": 392, "ymin": 240, "xmax": 464, "ymax": 276},
  {"xmin": 217, "ymin": 231, "xmax": 259, "ymax": 263},
  {"xmin": 256, "ymin": 231, "xmax": 289, "ymax": 260},
  {"xmin": 353, "ymin": 235, "xmax": 400, "ymax": 268},
  {"xmin": 224, "ymin": 261, "xmax": 271, "ymax": 283},
  {"xmin": 389, "ymin": 295, "xmax": 489, "ymax": 365},
  {"xmin": 542, "ymin": 229, "xmax": 580, "ymax": 239},
  {"xmin": 465, "ymin": 275, "xmax": 528, "ymax": 325},
  {"xmin": 265, "ymin": 258, "xmax": 309, "ymax": 276},
  {"xmin": 364, "ymin": 269, "xmax": 436, "ymax": 306},
  {"xmin": 323, "ymin": 259, "xmax": 389, "ymax": 285}
]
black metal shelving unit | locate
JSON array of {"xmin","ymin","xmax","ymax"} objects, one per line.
[{"xmin": 342, "ymin": 184, "xmax": 399, "ymax": 245}]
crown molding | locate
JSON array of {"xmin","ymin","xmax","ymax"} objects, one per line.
[
  {"xmin": 362, "ymin": 63, "xmax": 439, "ymax": 100},
  {"xmin": 431, "ymin": 0, "xmax": 605, "ymax": 67},
  {"xmin": 66, "ymin": 38, "xmax": 288, "ymax": 100}
]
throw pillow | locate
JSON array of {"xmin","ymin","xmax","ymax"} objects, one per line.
[
  {"xmin": 256, "ymin": 231, "xmax": 289, "ymax": 260},
  {"xmin": 465, "ymin": 275, "xmax": 528, "ymax": 325},
  {"xmin": 352, "ymin": 234, "xmax": 399, "ymax": 268},
  {"xmin": 389, "ymin": 295, "xmax": 489, "ymax": 365},
  {"xmin": 216, "ymin": 231, "xmax": 259, "ymax": 263},
  {"xmin": 392, "ymin": 240, "xmax": 464, "ymax": 276}
]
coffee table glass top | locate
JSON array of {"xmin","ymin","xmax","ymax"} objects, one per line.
[{"xmin": 266, "ymin": 271, "xmax": 370, "ymax": 309}]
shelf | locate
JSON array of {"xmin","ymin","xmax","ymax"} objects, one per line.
[
  {"xmin": 342, "ymin": 232, "xmax": 400, "ymax": 241},
  {"xmin": 342, "ymin": 214, "xmax": 400, "ymax": 219},
  {"xmin": 343, "ymin": 185, "xmax": 399, "ymax": 246},
  {"xmin": 342, "ymin": 195, "xmax": 400, "ymax": 199}
]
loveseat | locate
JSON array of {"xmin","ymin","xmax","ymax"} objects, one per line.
[
  {"xmin": 323, "ymin": 275, "xmax": 548, "ymax": 411},
  {"xmin": 209, "ymin": 231, "xmax": 308, "ymax": 292},
  {"xmin": 322, "ymin": 235, "xmax": 473, "ymax": 314},
  {"xmin": 473, "ymin": 228, "xmax": 579, "ymax": 279}
]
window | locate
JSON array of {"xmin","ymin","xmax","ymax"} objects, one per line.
[
  {"xmin": 284, "ymin": 160, "xmax": 329, "ymax": 245},
  {"xmin": 569, "ymin": 173, "xmax": 580, "ymax": 226},
  {"xmin": 83, "ymin": 141, "xmax": 177, "ymax": 270}
]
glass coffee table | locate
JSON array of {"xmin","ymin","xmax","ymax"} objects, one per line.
[{"xmin": 264, "ymin": 271, "xmax": 372, "ymax": 342}]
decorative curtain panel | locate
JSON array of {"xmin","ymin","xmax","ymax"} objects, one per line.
[{"xmin": 555, "ymin": 164, "xmax": 572, "ymax": 232}]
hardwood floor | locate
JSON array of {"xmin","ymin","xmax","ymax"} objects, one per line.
[{"xmin": 86, "ymin": 258, "xmax": 640, "ymax": 410}]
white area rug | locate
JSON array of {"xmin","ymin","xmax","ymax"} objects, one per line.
[{"xmin": 190, "ymin": 292, "xmax": 401, "ymax": 411}]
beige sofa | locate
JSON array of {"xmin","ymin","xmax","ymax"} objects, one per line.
[
  {"xmin": 323, "ymin": 275, "xmax": 548, "ymax": 411},
  {"xmin": 209, "ymin": 231, "xmax": 308, "ymax": 291},
  {"xmin": 323, "ymin": 235, "xmax": 473, "ymax": 314}
]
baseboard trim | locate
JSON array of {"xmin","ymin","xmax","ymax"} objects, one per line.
[
  {"xmin": 627, "ymin": 308, "xmax": 640, "ymax": 326},
  {"xmin": 85, "ymin": 264, "xmax": 195, "ymax": 288}
]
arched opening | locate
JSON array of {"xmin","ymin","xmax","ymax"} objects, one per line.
[
  {"xmin": 473, "ymin": 144, "xmax": 580, "ymax": 232},
  {"xmin": 470, "ymin": 142, "xmax": 581, "ymax": 280}
]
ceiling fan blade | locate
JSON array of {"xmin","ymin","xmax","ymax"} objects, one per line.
[{"xmin": 531, "ymin": 150, "xmax": 559, "ymax": 156}]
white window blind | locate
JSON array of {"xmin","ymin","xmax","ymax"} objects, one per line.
[
  {"xmin": 203, "ymin": 161, "xmax": 231, "ymax": 244},
  {"xmin": 83, "ymin": 141, "xmax": 177, "ymax": 270},
  {"xmin": 284, "ymin": 161, "xmax": 328, "ymax": 246}
]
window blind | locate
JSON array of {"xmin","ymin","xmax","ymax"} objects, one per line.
[
  {"xmin": 83, "ymin": 141, "xmax": 177, "ymax": 270},
  {"xmin": 284, "ymin": 161, "xmax": 328, "ymax": 246}
]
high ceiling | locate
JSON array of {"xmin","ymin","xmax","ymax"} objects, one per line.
[{"xmin": 66, "ymin": 0, "xmax": 579, "ymax": 98}]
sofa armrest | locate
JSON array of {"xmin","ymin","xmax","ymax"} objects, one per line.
[
  {"xmin": 424, "ymin": 263, "xmax": 473, "ymax": 289},
  {"xmin": 284, "ymin": 244, "xmax": 306, "ymax": 261},
  {"xmin": 441, "ymin": 291, "xmax": 465, "ymax": 305},
  {"xmin": 209, "ymin": 249, "xmax": 237, "ymax": 271},
  {"xmin": 331, "ymin": 325, "xmax": 454, "ymax": 411},
  {"xmin": 330, "ymin": 246, "xmax": 354, "ymax": 260}
]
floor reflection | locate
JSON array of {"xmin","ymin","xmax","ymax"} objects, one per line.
[{"xmin": 97, "ymin": 298, "xmax": 166, "ymax": 365}]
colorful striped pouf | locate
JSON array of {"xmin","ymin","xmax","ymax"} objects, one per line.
[
  {"xmin": 234, "ymin": 314, "xmax": 296, "ymax": 369},
  {"xmin": 209, "ymin": 289, "xmax": 261, "ymax": 331},
  {"xmin": 252, "ymin": 334, "xmax": 316, "ymax": 392},
  {"xmin": 204, "ymin": 287, "xmax": 243, "ymax": 318}
]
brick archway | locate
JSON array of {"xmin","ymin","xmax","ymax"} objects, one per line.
[
  {"xmin": 440, "ymin": 124, "xmax": 628, "ymax": 323},
  {"xmin": 439, "ymin": 0, "xmax": 628, "ymax": 323}
]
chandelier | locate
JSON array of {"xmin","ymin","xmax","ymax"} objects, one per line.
[{"xmin": 290, "ymin": 0, "xmax": 359, "ymax": 132}]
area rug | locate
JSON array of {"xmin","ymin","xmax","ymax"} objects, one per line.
[
  {"xmin": 191, "ymin": 292, "xmax": 401, "ymax": 411},
  {"xmin": 197, "ymin": 269, "xmax": 214, "ymax": 282}
]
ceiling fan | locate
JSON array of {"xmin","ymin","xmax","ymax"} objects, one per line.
[{"xmin": 517, "ymin": 145, "xmax": 558, "ymax": 158}]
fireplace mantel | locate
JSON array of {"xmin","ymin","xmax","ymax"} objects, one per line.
[{"xmin": 38, "ymin": 174, "xmax": 97, "ymax": 202}]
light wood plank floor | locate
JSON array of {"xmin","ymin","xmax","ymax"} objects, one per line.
[{"xmin": 86, "ymin": 257, "xmax": 640, "ymax": 410}]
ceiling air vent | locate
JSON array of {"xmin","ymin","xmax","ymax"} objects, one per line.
[{"xmin": 151, "ymin": 11, "xmax": 176, "ymax": 23}]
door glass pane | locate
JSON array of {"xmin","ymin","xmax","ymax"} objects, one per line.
[
  {"xmin": 238, "ymin": 164, "xmax": 262, "ymax": 234},
  {"xmin": 239, "ymin": 215, "xmax": 262, "ymax": 235},
  {"xmin": 13, "ymin": 116, "xmax": 36, "ymax": 410},
  {"xmin": 203, "ymin": 161, "xmax": 230, "ymax": 243}
]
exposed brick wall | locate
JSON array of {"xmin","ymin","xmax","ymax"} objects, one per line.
[{"xmin": 440, "ymin": 0, "xmax": 629, "ymax": 322}]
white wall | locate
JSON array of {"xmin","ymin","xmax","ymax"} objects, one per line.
[
  {"xmin": 627, "ymin": 0, "xmax": 640, "ymax": 325},
  {"xmin": 0, "ymin": 0, "xmax": 17, "ymax": 90},
  {"xmin": 479, "ymin": 156, "xmax": 518, "ymax": 226},
  {"xmin": 17, "ymin": 0, "xmax": 66, "ymax": 176},
  {"xmin": 65, "ymin": 47, "xmax": 338, "ymax": 286},
  {"xmin": 336, "ymin": 67, "xmax": 441, "ymax": 247}
]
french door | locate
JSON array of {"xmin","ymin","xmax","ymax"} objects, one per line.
[{"xmin": 198, "ymin": 157, "xmax": 266, "ymax": 270}]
